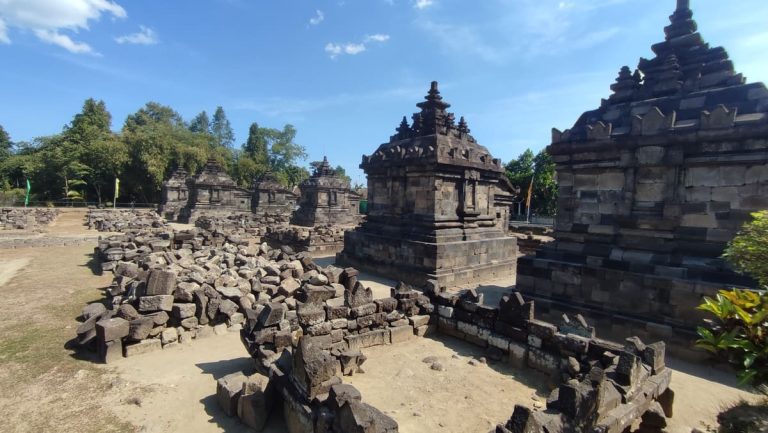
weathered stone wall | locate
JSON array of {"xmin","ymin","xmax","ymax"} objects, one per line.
[
  {"xmin": 516, "ymin": 1, "xmax": 768, "ymax": 350},
  {"xmin": 158, "ymin": 168, "xmax": 189, "ymax": 221},
  {"xmin": 181, "ymin": 159, "xmax": 253, "ymax": 224}
]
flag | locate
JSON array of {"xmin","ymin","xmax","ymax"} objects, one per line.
[
  {"xmin": 24, "ymin": 179, "xmax": 31, "ymax": 207},
  {"xmin": 114, "ymin": 177, "xmax": 120, "ymax": 208}
]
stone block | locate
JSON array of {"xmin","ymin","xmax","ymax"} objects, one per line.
[
  {"xmin": 389, "ymin": 325, "xmax": 414, "ymax": 344},
  {"xmin": 96, "ymin": 317, "xmax": 130, "ymax": 342},
  {"xmin": 345, "ymin": 329, "xmax": 390, "ymax": 350},
  {"xmin": 237, "ymin": 373, "xmax": 274, "ymax": 432},
  {"xmin": 98, "ymin": 338, "xmax": 123, "ymax": 363},
  {"xmin": 172, "ymin": 303, "xmax": 196, "ymax": 320},
  {"xmin": 139, "ymin": 295, "xmax": 174, "ymax": 312},
  {"xmin": 123, "ymin": 338, "xmax": 162, "ymax": 357},
  {"xmin": 217, "ymin": 372, "xmax": 247, "ymax": 417},
  {"xmin": 146, "ymin": 270, "xmax": 177, "ymax": 296}
]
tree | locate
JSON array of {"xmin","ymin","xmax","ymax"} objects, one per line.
[
  {"xmin": 334, "ymin": 165, "xmax": 351, "ymax": 184},
  {"xmin": 210, "ymin": 106, "xmax": 234, "ymax": 147},
  {"xmin": 60, "ymin": 98, "xmax": 125, "ymax": 204},
  {"xmin": 269, "ymin": 125, "xmax": 306, "ymax": 171},
  {"xmin": 122, "ymin": 102, "xmax": 217, "ymax": 203},
  {"xmin": 504, "ymin": 148, "xmax": 557, "ymax": 216},
  {"xmin": 243, "ymin": 122, "xmax": 269, "ymax": 165},
  {"xmin": 724, "ymin": 211, "xmax": 768, "ymax": 288},
  {"xmin": 189, "ymin": 111, "xmax": 211, "ymax": 134},
  {"xmin": 0, "ymin": 124, "xmax": 11, "ymax": 162}
]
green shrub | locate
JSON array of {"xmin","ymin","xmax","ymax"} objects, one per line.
[
  {"xmin": 697, "ymin": 289, "xmax": 768, "ymax": 385},
  {"xmin": 724, "ymin": 210, "xmax": 768, "ymax": 288},
  {"xmin": 697, "ymin": 211, "xmax": 768, "ymax": 387}
]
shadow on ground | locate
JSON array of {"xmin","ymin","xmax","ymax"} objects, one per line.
[{"xmin": 196, "ymin": 357, "xmax": 289, "ymax": 433}]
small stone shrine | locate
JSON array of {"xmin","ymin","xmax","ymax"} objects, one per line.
[
  {"xmin": 516, "ymin": 0, "xmax": 768, "ymax": 348},
  {"xmin": 337, "ymin": 82, "xmax": 518, "ymax": 287},
  {"xmin": 251, "ymin": 170, "xmax": 297, "ymax": 218},
  {"xmin": 291, "ymin": 156, "xmax": 361, "ymax": 227},
  {"xmin": 158, "ymin": 168, "xmax": 189, "ymax": 221},
  {"xmin": 180, "ymin": 158, "xmax": 252, "ymax": 223}
]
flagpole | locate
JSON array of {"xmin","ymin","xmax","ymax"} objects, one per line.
[{"xmin": 526, "ymin": 172, "xmax": 535, "ymax": 223}]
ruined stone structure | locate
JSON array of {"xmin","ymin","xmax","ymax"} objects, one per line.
[
  {"xmin": 291, "ymin": 157, "xmax": 361, "ymax": 227},
  {"xmin": 516, "ymin": 0, "xmax": 768, "ymax": 349},
  {"xmin": 251, "ymin": 171, "xmax": 298, "ymax": 218},
  {"xmin": 180, "ymin": 158, "xmax": 252, "ymax": 224},
  {"xmin": 158, "ymin": 168, "xmax": 189, "ymax": 221},
  {"xmin": 337, "ymin": 82, "xmax": 518, "ymax": 287}
]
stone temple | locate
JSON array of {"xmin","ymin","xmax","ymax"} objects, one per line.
[
  {"xmin": 516, "ymin": 0, "xmax": 768, "ymax": 349},
  {"xmin": 250, "ymin": 170, "xmax": 298, "ymax": 218},
  {"xmin": 338, "ymin": 82, "xmax": 518, "ymax": 287},
  {"xmin": 291, "ymin": 156, "xmax": 361, "ymax": 227},
  {"xmin": 179, "ymin": 158, "xmax": 252, "ymax": 223},
  {"xmin": 158, "ymin": 168, "xmax": 189, "ymax": 221}
]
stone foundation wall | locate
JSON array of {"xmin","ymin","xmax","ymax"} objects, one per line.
[{"xmin": 338, "ymin": 230, "xmax": 517, "ymax": 287}]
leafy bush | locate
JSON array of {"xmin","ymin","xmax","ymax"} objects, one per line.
[
  {"xmin": 697, "ymin": 212, "xmax": 768, "ymax": 386},
  {"xmin": 724, "ymin": 210, "xmax": 768, "ymax": 288},
  {"xmin": 697, "ymin": 289, "xmax": 768, "ymax": 385}
]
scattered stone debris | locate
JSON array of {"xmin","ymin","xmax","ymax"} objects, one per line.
[
  {"xmin": 86, "ymin": 209, "xmax": 168, "ymax": 232},
  {"xmin": 0, "ymin": 207, "xmax": 59, "ymax": 230}
]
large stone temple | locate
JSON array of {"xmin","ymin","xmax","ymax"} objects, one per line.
[
  {"xmin": 291, "ymin": 157, "xmax": 361, "ymax": 227},
  {"xmin": 516, "ymin": 0, "xmax": 768, "ymax": 348},
  {"xmin": 179, "ymin": 158, "xmax": 252, "ymax": 223},
  {"xmin": 337, "ymin": 82, "xmax": 519, "ymax": 286}
]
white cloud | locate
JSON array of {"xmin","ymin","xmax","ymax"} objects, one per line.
[
  {"xmin": 309, "ymin": 9, "xmax": 324, "ymax": 26},
  {"xmin": 325, "ymin": 33, "xmax": 390, "ymax": 59},
  {"xmin": 0, "ymin": 0, "xmax": 126, "ymax": 53},
  {"xmin": 365, "ymin": 34, "xmax": 390, "ymax": 42},
  {"xmin": 344, "ymin": 43, "xmax": 365, "ymax": 55},
  {"xmin": 414, "ymin": 0, "xmax": 434, "ymax": 9},
  {"xmin": 115, "ymin": 25, "xmax": 157, "ymax": 45},
  {"xmin": 34, "ymin": 28, "xmax": 94, "ymax": 54},
  {"xmin": 0, "ymin": 18, "xmax": 8, "ymax": 44}
]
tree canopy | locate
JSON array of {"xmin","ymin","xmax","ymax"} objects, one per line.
[
  {"xmin": 0, "ymin": 99, "xmax": 309, "ymax": 206},
  {"xmin": 504, "ymin": 148, "xmax": 557, "ymax": 216},
  {"xmin": 211, "ymin": 106, "xmax": 235, "ymax": 148}
]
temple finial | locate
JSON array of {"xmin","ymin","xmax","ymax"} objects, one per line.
[
  {"xmin": 458, "ymin": 116, "xmax": 470, "ymax": 135},
  {"xmin": 666, "ymin": 0, "xmax": 696, "ymax": 39}
]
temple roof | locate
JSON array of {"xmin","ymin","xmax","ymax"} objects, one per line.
[
  {"xmin": 362, "ymin": 81, "xmax": 503, "ymax": 173},
  {"xmin": 556, "ymin": 0, "xmax": 768, "ymax": 143},
  {"xmin": 193, "ymin": 158, "xmax": 237, "ymax": 187}
]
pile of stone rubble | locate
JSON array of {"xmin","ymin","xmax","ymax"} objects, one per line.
[
  {"xmin": 0, "ymin": 207, "xmax": 59, "ymax": 230},
  {"xmin": 86, "ymin": 209, "xmax": 168, "ymax": 232},
  {"xmin": 266, "ymin": 224, "xmax": 348, "ymax": 255},
  {"xmin": 194, "ymin": 213, "xmax": 288, "ymax": 241},
  {"xmin": 78, "ymin": 219, "xmax": 674, "ymax": 433},
  {"xmin": 221, "ymin": 276, "xmax": 434, "ymax": 432},
  {"xmin": 423, "ymin": 288, "xmax": 673, "ymax": 433}
]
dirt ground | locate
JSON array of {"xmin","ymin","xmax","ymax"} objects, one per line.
[{"xmin": 0, "ymin": 209, "xmax": 760, "ymax": 433}]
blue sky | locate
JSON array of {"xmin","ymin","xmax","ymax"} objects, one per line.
[{"xmin": 1, "ymin": 0, "xmax": 767, "ymax": 183}]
